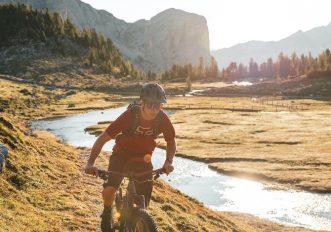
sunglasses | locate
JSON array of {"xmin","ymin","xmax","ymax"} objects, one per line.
[{"xmin": 145, "ymin": 102, "xmax": 162, "ymax": 110}]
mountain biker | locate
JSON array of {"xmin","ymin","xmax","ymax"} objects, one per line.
[{"xmin": 85, "ymin": 83, "xmax": 176, "ymax": 232}]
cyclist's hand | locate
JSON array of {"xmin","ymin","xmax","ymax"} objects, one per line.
[
  {"xmin": 162, "ymin": 160, "xmax": 174, "ymax": 174},
  {"xmin": 84, "ymin": 163, "xmax": 98, "ymax": 177}
]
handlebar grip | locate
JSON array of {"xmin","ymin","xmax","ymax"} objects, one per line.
[
  {"xmin": 154, "ymin": 173, "xmax": 160, "ymax": 180},
  {"xmin": 98, "ymin": 169, "xmax": 109, "ymax": 180}
]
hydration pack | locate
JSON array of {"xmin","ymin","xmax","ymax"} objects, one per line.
[{"xmin": 124, "ymin": 101, "xmax": 164, "ymax": 137}]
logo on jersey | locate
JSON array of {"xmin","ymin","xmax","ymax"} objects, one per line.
[{"xmin": 134, "ymin": 126, "xmax": 154, "ymax": 136}]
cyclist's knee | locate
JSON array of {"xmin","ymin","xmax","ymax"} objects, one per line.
[
  {"xmin": 102, "ymin": 186, "xmax": 117, "ymax": 196},
  {"xmin": 102, "ymin": 186, "xmax": 117, "ymax": 204}
]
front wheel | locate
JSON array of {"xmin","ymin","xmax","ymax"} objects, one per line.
[{"xmin": 129, "ymin": 208, "xmax": 157, "ymax": 232}]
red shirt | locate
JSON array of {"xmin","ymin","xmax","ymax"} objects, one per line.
[{"xmin": 105, "ymin": 108, "xmax": 175, "ymax": 156}]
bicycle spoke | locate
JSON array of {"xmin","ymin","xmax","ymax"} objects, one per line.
[{"xmin": 134, "ymin": 219, "xmax": 146, "ymax": 232}]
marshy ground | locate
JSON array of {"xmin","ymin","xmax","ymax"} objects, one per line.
[{"xmin": 163, "ymin": 96, "xmax": 331, "ymax": 193}]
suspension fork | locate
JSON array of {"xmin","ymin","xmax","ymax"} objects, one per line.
[{"xmin": 128, "ymin": 180, "xmax": 146, "ymax": 209}]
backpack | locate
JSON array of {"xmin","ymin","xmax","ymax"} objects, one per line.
[{"xmin": 124, "ymin": 101, "xmax": 164, "ymax": 137}]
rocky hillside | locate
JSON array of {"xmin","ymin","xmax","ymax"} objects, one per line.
[
  {"xmin": 212, "ymin": 22, "xmax": 331, "ymax": 68},
  {"xmin": 0, "ymin": 4, "xmax": 150, "ymax": 89},
  {"xmin": 0, "ymin": 0, "xmax": 211, "ymax": 72}
]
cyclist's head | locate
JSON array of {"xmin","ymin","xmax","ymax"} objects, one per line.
[{"xmin": 140, "ymin": 83, "xmax": 167, "ymax": 104}]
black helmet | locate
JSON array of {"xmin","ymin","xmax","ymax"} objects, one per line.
[{"xmin": 140, "ymin": 83, "xmax": 167, "ymax": 103}]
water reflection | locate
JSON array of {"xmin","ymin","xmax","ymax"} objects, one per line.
[{"xmin": 152, "ymin": 149, "xmax": 331, "ymax": 230}]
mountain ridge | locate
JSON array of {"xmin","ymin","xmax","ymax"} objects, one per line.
[
  {"xmin": 0, "ymin": 0, "xmax": 210, "ymax": 72},
  {"xmin": 212, "ymin": 22, "xmax": 331, "ymax": 69}
]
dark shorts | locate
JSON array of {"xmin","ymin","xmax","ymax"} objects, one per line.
[{"xmin": 103, "ymin": 153, "xmax": 154, "ymax": 205}]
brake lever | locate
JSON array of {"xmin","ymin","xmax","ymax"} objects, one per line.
[
  {"xmin": 153, "ymin": 168, "xmax": 166, "ymax": 180},
  {"xmin": 154, "ymin": 173, "xmax": 160, "ymax": 180}
]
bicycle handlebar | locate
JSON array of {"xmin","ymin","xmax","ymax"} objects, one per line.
[{"xmin": 97, "ymin": 168, "xmax": 166, "ymax": 181}]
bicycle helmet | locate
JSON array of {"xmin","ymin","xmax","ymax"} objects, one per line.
[{"xmin": 140, "ymin": 83, "xmax": 167, "ymax": 103}]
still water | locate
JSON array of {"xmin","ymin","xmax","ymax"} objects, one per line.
[{"xmin": 32, "ymin": 106, "xmax": 331, "ymax": 231}]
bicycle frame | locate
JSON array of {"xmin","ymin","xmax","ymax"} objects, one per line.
[{"xmin": 98, "ymin": 168, "xmax": 164, "ymax": 231}]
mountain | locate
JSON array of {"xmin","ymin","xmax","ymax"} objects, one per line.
[
  {"xmin": 0, "ymin": 3, "xmax": 148, "ymax": 87},
  {"xmin": 212, "ymin": 23, "xmax": 331, "ymax": 69},
  {"xmin": 0, "ymin": 0, "xmax": 210, "ymax": 72}
]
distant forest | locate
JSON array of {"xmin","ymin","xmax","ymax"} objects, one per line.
[
  {"xmin": 160, "ymin": 50, "xmax": 331, "ymax": 82},
  {"xmin": 0, "ymin": 3, "xmax": 145, "ymax": 79},
  {"xmin": 222, "ymin": 50, "xmax": 331, "ymax": 80}
]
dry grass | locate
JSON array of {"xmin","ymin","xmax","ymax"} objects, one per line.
[
  {"xmin": 164, "ymin": 81, "xmax": 231, "ymax": 90},
  {"xmin": 0, "ymin": 78, "xmax": 127, "ymax": 119}
]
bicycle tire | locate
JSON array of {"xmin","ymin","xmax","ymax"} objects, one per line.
[{"xmin": 129, "ymin": 208, "xmax": 158, "ymax": 232}]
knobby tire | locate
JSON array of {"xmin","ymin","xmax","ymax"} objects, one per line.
[{"xmin": 128, "ymin": 208, "xmax": 157, "ymax": 232}]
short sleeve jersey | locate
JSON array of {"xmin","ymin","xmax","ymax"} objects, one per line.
[{"xmin": 105, "ymin": 108, "xmax": 175, "ymax": 156}]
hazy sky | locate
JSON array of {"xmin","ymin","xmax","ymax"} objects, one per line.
[{"xmin": 80, "ymin": 0, "xmax": 331, "ymax": 50}]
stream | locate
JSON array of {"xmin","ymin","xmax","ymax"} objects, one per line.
[{"xmin": 31, "ymin": 106, "xmax": 331, "ymax": 231}]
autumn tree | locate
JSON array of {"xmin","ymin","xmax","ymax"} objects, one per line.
[{"xmin": 208, "ymin": 56, "xmax": 218, "ymax": 78}]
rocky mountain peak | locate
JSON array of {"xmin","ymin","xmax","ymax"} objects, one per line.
[{"xmin": 0, "ymin": 0, "xmax": 210, "ymax": 72}]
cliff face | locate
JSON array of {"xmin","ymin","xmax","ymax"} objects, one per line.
[
  {"xmin": 0, "ymin": 0, "xmax": 210, "ymax": 72},
  {"xmin": 123, "ymin": 9, "xmax": 210, "ymax": 71}
]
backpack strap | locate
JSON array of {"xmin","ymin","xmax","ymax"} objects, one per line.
[
  {"xmin": 153, "ymin": 110, "xmax": 164, "ymax": 137},
  {"xmin": 124, "ymin": 105, "xmax": 164, "ymax": 137},
  {"xmin": 127, "ymin": 105, "xmax": 140, "ymax": 134}
]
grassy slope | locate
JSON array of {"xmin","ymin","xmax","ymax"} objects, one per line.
[
  {"xmin": 0, "ymin": 112, "xmax": 253, "ymax": 232},
  {"xmin": 0, "ymin": 78, "xmax": 317, "ymax": 231}
]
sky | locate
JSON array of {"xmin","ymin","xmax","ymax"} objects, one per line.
[{"xmin": 80, "ymin": 0, "xmax": 331, "ymax": 50}]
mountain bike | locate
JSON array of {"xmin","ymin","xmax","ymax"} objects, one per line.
[{"xmin": 98, "ymin": 168, "xmax": 165, "ymax": 232}]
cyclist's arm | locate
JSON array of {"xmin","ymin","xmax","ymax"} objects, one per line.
[
  {"xmin": 85, "ymin": 132, "xmax": 112, "ymax": 175},
  {"xmin": 160, "ymin": 113, "xmax": 176, "ymax": 173},
  {"xmin": 162, "ymin": 138, "xmax": 176, "ymax": 174},
  {"xmin": 165, "ymin": 139, "xmax": 176, "ymax": 164},
  {"xmin": 85, "ymin": 109, "xmax": 131, "ymax": 175},
  {"xmin": 87, "ymin": 132, "xmax": 113, "ymax": 165}
]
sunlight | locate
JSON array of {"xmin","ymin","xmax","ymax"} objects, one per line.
[
  {"xmin": 211, "ymin": 177, "xmax": 331, "ymax": 229},
  {"xmin": 233, "ymin": 81, "xmax": 252, "ymax": 86}
]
